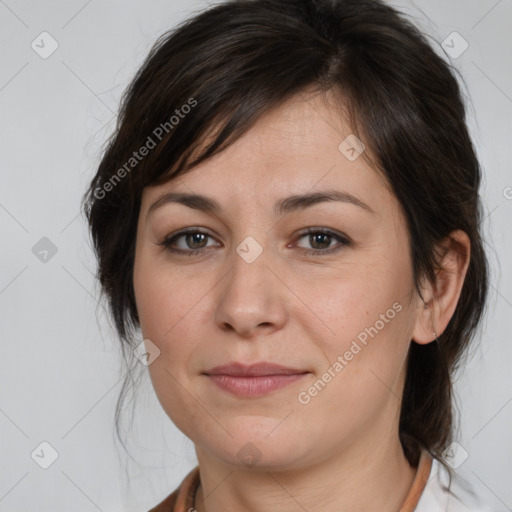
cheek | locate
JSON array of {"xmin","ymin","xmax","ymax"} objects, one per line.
[
  {"xmin": 294, "ymin": 274, "xmax": 412, "ymax": 438},
  {"xmin": 133, "ymin": 245, "xmax": 187, "ymax": 340},
  {"xmin": 133, "ymin": 246, "xmax": 216, "ymax": 378},
  {"xmin": 133, "ymin": 253, "xmax": 204, "ymax": 431},
  {"xmin": 298, "ymin": 258, "xmax": 411, "ymax": 351},
  {"xmin": 294, "ymin": 248, "xmax": 414, "ymax": 404}
]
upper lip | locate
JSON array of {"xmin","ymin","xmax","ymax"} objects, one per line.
[{"xmin": 204, "ymin": 362, "xmax": 308, "ymax": 377}]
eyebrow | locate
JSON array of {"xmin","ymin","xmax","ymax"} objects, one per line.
[{"xmin": 147, "ymin": 189, "xmax": 375, "ymax": 218}]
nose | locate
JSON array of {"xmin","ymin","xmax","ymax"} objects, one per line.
[{"xmin": 214, "ymin": 245, "xmax": 289, "ymax": 339}]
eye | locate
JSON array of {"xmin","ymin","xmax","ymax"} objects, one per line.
[
  {"xmin": 293, "ymin": 228, "xmax": 351, "ymax": 256},
  {"xmin": 156, "ymin": 228, "xmax": 220, "ymax": 256}
]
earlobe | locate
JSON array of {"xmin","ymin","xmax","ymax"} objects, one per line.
[
  {"xmin": 411, "ymin": 230, "xmax": 471, "ymax": 346},
  {"xmin": 411, "ymin": 298, "xmax": 439, "ymax": 345}
]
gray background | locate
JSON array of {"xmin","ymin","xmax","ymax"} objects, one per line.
[{"xmin": 1, "ymin": 0, "xmax": 511, "ymax": 511}]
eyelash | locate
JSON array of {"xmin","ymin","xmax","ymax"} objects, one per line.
[{"xmin": 156, "ymin": 227, "xmax": 351, "ymax": 257}]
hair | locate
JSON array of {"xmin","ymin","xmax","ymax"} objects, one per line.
[{"xmin": 82, "ymin": 0, "xmax": 488, "ymax": 486}]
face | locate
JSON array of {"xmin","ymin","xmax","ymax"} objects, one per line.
[{"xmin": 133, "ymin": 90, "xmax": 423, "ymax": 471}]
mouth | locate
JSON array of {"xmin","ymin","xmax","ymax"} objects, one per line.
[{"xmin": 203, "ymin": 362, "xmax": 310, "ymax": 398}]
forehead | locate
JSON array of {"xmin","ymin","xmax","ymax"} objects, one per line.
[{"xmin": 141, "ymin": 90, "xmax": 395, "ymax": 218}]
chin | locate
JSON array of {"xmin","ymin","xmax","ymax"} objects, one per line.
[{"xmin": 201, "ymin": 423, "xmax": 311, "ymax": 471}]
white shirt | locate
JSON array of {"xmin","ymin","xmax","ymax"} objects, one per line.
[{"xmin": 415, "ymin": 457, "xmax": 492, "ymax": 511}]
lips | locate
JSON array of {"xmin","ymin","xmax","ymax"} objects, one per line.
[
  {"xmin": 203, "ymin": 362, "xmax": 309, "ymax": 398},
  {"xmin": 204, "ymin": 362, "xmax": 308, "ymax": 377}
]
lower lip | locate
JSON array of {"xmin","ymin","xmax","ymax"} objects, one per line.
[{"xmin": 206, "ymin": 374, "xmax": 308, "ymax": 398}]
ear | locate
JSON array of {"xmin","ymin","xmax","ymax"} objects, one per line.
[{"xmin": 411, "ymin": 230, "xmax": 471, "ymax": 345}]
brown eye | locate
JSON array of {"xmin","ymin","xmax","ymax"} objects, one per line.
[
  {"xmin": 157, "ymin": 229, "xmax": 220, "ymax": 255},
  {"xmin": 294, "ymin": 228, "xmax": 351, "ymax": 256}
]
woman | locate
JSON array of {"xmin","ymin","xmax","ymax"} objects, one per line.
[{"xmin": 83, "ymin": 0, "xmax": 491, "ymax": 510}]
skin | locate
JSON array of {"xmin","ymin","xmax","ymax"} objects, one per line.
[{"xmin": 133, "ymin": 89, "xmax": 470, "ymax": 512}]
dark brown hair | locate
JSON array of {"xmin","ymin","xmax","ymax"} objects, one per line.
[{"xmin": 82, "ymin": 0, "xmax": 488, "ymax": 478}]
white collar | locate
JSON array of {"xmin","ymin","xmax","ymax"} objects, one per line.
[{"xmin": 414, "ymin": 457, "xmax": 492, "ymax": 511}]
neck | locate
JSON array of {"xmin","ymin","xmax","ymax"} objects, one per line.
[{"xmin": 193, "ymin": 421, "xmax": 417, "ymax": 512}]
